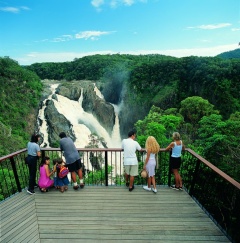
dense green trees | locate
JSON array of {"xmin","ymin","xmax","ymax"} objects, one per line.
[
  {"xmin": 0, "ymin": 57, "xmax": 42, "ymax": 155},
  {"xmin": 134, "ymin": 98, "xmax": 240, "ymax": 182},
  {"xmin": 197, "ymin": 113, "xmax": 240, "ymax": 181}
]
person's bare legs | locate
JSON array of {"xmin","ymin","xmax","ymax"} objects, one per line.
[
  {"xmin": 151, "ymin": 176, "xmax": 156, "ymax": 189},
  {"xmin": 125, "ymin": 173, "xmax": 129, "ymax": 186},
  {"xmin": 177, "ymin": 170, "xmax": 182, "ymax": 187},
  {"xmin": 147, "ymin": 177, "xmax": 151, "ymax": 188},
  {"xmin": 129, "ymin": 175, "xmax": 134, "ymax": 189},
  {"xmin": 77, "ymin": 168, "xmax": 83, "ymax": 179},
  {"xmin": 77, "ymin": 168, "xmax": 84, "ymax": 188},
  {"xmin": 172, "ymin": 169, "xmax": 182, "ymax": 188},
  {"xmin": 71, "ymin": 171, "xmax": 77, "ymax": 183}
]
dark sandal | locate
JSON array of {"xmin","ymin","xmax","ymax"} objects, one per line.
[
  {"xmin": 40, "ymin": 188, "xmax": 47, "ymax": 193},
  {"xmin": 80, "ymin": 184, "xmax": 85, "ymax": 188}
]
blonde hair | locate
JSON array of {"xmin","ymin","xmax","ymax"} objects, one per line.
[
  {"xmin": 172, "ymin": 132, "xmax": 181, "ymax": 140},
  {"xmin": 145, "ymin": 136, "xmax": 160, "ymax": 154}
]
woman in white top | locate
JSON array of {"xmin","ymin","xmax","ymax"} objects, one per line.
[
  {"xmin": 143, "ymin": 136, "xmax": 160, "ymax": 193},
  {"xmin": 166, "ymin": 132, "xmax": 185, "ymax": 190}
]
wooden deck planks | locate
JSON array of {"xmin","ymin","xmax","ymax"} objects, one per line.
[
  {"xmin": 1, "ymin": 192, "xmax": 40, "ymax": 243},
  {"xmin": 0, "ymin": 186, "xmax": 231, "ymax": 242}
]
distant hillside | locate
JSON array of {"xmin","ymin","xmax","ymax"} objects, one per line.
[{"xmin": 216, "ymin": 48, "xmax": 240, "ymax": 59}]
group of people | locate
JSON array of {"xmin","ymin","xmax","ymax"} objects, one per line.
[
  {"xmin": 38, "ymin": 156, "xmax": 69, "ymax": 193},
  {"xmin": 26, "ymin": 132, "xmax": 84, "ymax": 195},
  {"xmin": 122, "ymin": 130, "xmax": 185, "ymax": 193},
  {"xmin": 26, "ymin": 130, "xmax": 184, "ymax": 195}
]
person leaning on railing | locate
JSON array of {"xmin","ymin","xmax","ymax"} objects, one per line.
[
  {"xmin": 26, "ymin": 134, "xmax": 41, "ymax": 195},
  {"xmin": 122, "ymin": 130, "xmax": 145, "ymax": 192},
  {"xmin": 165, "ymin": 132, "xmax": 185, "ymax": 191}
]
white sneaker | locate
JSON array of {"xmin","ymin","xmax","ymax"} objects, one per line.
[
  {"xmin": 143, "ymin": 186, "xmax": 151, "ymax": 191},
  {"xmin": 152, "ymin": 188, "xmax": 157, "ymax": 193}
]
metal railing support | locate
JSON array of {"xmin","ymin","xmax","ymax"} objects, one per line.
[
  {"xmin": 10, "ymin": 157, "xmax": 22, "ymax": 193},
  {"xmin": 189, "ymin": 159, "xmax": 201, "ymax": 196},
  {"xmin": 105, "ymin": 151, "xmax": 108, "ymax": 186},
  {"xmin": 167, "ymin": 151, "xmax": 172, "ymax": 187}
]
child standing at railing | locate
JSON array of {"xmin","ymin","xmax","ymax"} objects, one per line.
[{"xmin": 55, "ymin": 158, "xmax": 69, "ymax": 193}]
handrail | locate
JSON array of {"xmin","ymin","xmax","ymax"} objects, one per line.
[
  {"xmin": 0, "ymin": 148, "xmax": 27, "ymax": 162},
  {"xmin": 186, "ymin": 148, "xmax": 240, "ymax": 189},
  {"xmin": 1, "ymin": 147, "xmax": 239, "ymax": 189}
]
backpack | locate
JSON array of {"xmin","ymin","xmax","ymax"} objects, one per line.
[{"xmin": 58, "ymin": 166, "xmax": 69, "ymax": 178}]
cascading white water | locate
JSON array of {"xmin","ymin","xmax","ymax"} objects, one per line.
[
  {"xmin": 38, "ymin": 83, "xmax": 122, "ymax": 149},
  {"xmin": 111, "ymin": 104, "xmax": 122, "ymax": 148},
  {"xmin": 38, "ymin": 84, "xmax": 60, "ymax": 147}
]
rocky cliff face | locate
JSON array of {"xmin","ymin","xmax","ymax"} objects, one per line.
[
  {"xmin": 43, "ymin": 99, "xmax": 76, "ymax": 147},
  {"xmin": 82, "ymin": 84, "xmax": 115, "ymax": 135}
]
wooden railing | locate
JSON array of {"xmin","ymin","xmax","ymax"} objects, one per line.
[{"xmin": 0, "ymin": 147, "xmax": 239, "ymax": 242}]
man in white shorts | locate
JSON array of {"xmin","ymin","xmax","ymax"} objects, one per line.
[{"xmin": 122, "ymin": 131, "xmax": 144, "ymax": 191}]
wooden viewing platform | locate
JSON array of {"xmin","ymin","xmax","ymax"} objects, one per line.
[{"xmin": 1, "ymin": 186, "xmax": 230, "ymax": 243}]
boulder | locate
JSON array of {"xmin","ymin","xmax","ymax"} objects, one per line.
[
  {"xmin": 56, "ymin": 82, "xmax": 82, "ymax": 101},
  {"xmin": 44, "ymin": 99, "xmax": 75, "ymax": 147},
  {"xmin": 82, "ymin": 84, "xmax": 115, "ymax": 134}
]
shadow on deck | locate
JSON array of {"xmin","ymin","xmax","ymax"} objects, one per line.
[{"xmin": 1, "ymin": 186, "xmax": 230, "ymax": 243}]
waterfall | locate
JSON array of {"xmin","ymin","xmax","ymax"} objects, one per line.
[
  {"xmin": 38, "ymin": 84, "xmax": 60, "ymax": 147},
  {"xmin": 38, "ymin": 83, "xmax": 122, "ymax": 148},
  {"xmin": 111, "ymin": 104, "xmax": 122, "ymax": 148}
]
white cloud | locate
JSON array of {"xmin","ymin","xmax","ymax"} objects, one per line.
[
  {"xmin": 75, "ymin": 31, "xmax": 110, "ymax": 40},
  {"xmin": 35, "ymin": 31, "xmax": 111, "ymax": 43},
  {"xmin": 123, "ymin": 0, "xmax": 135, "ymax": 6},
  {"xmin": 0, "ymin": 6, "xmax": 30, "ymax": 13},
  {"xmin": 52, "ymin": 35, "xmax": 73, "ymax": 42},
  {"xmin": 91, "ymin": 0, "xmax": 104, "ymax": 7},
  {"xmin": 188, "ymin": 23, "xmax": 231, "ymax": 30},
  {"xmin": 231, "ymin": 28, "xmax": 240, "ymax": 31},
  {"xmin": 0, "ymin": 7, "xmax": 19, "ymax": 13},
  {"xmin": 15, "ymin": 43, "xmax": 238, "ymax": 65},
  {"xmin": 20, "ymin": 6, "xmax": 30, "ymax": 11},
  {"xmin": 152, "ymin": 44, "xmax": 237, "ymax": 57},
  {"xmin": 200, "ymin": 39, "xmax": 211, "ymax": 43},
  {"xmin": 92, "ymin": 0, "xmax": 146, "ymax": 9},
  {"xmin": 19, "ymin": 51, "xmax": 114, "ymax": 65}
]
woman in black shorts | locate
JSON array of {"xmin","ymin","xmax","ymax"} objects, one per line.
[{"xmin": 166, "ymin": 132, "xmax": 185, "ymax": 190}]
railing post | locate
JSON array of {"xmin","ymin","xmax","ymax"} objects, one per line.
[
  {"xmin": 105, "ymin": 151, "xmax": 108, "ymax": 186},
  {"xmin": 189, "ymin": 159, "xmax": 201, "ymax": 196},
  {"xmin": 41, "ymin": 150, "xmax": 45, "ymax": 159},
  {"xmin": 168, "ymin": 151, "xmax": 172, "ymax": 186},
  {"xmin": 10, "ymin": 157, "xmax": 22, "ymax": 193}
]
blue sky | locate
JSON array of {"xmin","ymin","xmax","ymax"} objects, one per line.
[{"xmin": 0, "ymin": 0, "xmax": 240, "ymax": 65}]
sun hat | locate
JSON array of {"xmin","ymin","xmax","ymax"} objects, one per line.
[{"xmin": 141, "ymin": 169, "xmax": 148, "ymax": 178}]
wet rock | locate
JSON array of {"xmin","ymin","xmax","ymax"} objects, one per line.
[{"xmin": 44, "ymin": 99, "xmax": 75, "ymax": 147}]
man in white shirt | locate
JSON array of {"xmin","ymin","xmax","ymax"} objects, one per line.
[{"xmin": 122, "ymin": 131, "xmax": 143, "ymax": 191}]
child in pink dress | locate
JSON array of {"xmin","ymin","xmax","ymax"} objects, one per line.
[{"xmin": 38, "ymin": 156, "xmax": 55, "ymax": 192}]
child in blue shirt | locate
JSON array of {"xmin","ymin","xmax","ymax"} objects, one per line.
[{"xmin": 55, "ymin": 158, "xmax": 69, "ymax": 193}]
